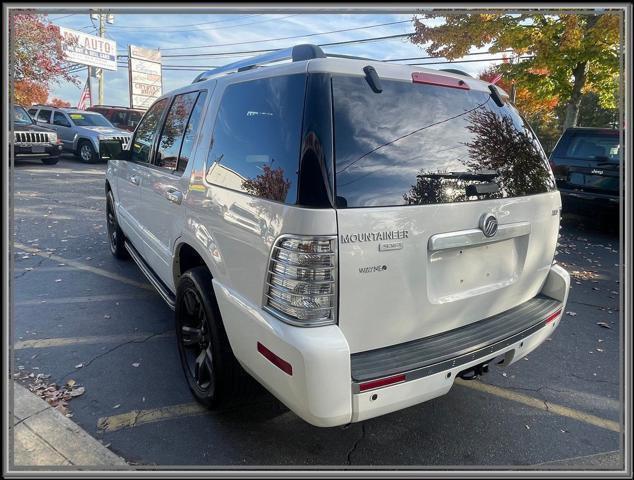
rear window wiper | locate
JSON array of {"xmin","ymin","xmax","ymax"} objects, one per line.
[{"xmin": 417, "ymin": 170, "xmax": 499, "ymax": 181}]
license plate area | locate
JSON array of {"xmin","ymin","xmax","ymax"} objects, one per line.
[
  {"xmin": 31, "ymin": 145, "xmax": 45, "ymax": 153},
  {"xmin": 427, "ymin": 237, "xmax": 528, "ymax": 304}
]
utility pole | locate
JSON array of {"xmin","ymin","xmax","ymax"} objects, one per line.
[
  {"xmin": 90, "ymin": 9, "xmax": 114, "ymax": 105},
  {"xmin": 98, "ymin": 13, "xmax": 105, "ymax": 105}
]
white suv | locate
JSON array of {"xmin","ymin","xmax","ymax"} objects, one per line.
[{"xmin": 105, "ymin": 44, "xmax": 570, "ymax": 427}]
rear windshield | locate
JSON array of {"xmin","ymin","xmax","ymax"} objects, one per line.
[
  {"xmin": 555, "ymin": 132, "xmax": 620, "ymax": 162},
  {"xmin": 332, "ymin": 75, "xmax": 555, "ymax": 208}
]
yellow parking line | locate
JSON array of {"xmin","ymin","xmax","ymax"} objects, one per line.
[
  {"xmin": 13, "ymin": 243, "xmax": 152, "ymax": 291},
  {"xmin": 95, "ymin": 380, "xmax": 621, "ymax": 434},
  {"xmin": 15, "ymin": 331, "xmax": 174, "ymax": 350},
  {"xmin": 97, "ymin": 403, "xmax": 207, "ymax": 432},
  {"xmin": 456, "ymin": 379, "xmax": 620, "ymax": 433}
]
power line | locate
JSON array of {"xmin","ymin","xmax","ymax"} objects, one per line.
[
  {"xmin": 159, "ymin": 19, "xmax": 413, "ymax": 51},
  {"xmin": 407, "ymin": 55, "xmax": 533, "ymax": 66},
  {"xmin": 106, "ymin": 13, "xmax": 260, "ymax": 29},
  {"xmin": 383, "ymin": 49, "xmax": 515, "ymax": 62},
  {"xmin": 111, "ymin": 13, "xmax": 300, "ymax": 37},
  {"xmin": 118, "ymin": 32, "xmax": 414, "ymax": 59},
  {"xmin": 48, "ymin": 13, "xmax": 77, "ymax": 21}
]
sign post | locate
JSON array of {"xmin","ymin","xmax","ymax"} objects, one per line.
[{"xmin": 128, "ymin": 45, "xmax": 162, "ymax": 109}]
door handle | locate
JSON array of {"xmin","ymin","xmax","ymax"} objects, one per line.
[
  {"xmin": 129, "ymin": 175, "xmax": 140, "ymax": 185},
  {"xmin": 165, "ymin": 189, "xmax": 183, "ymax": 205}
]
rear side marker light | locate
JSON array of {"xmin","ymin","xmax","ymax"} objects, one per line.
[
  {"xmin": 412, "ymin": 72, "xmax": 470, "ymax": 90},
  {"xmin": 545, "ymin": 308, "xmax": 562, "ymax": 324},
  {"xmin": 257, "ymin": 342, "xmax": 293, "ymax": 376},
  {"xmin": 359, "ymin": 374, "xmax": 406, "ymax": 392}
]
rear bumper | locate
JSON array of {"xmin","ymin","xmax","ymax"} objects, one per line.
[
  {"xmin": 214, "ymin": 264, "xmax": 570, "ymax": 427},
  {"xmin": 559, "ymin": 188, "xmax": 620, "ymax": 210}
]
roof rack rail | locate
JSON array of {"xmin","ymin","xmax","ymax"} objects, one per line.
[
  {"xmin": 326, "ymin": 53, "xmax": 376, "ymax": 62},
  {"xmin": 193, "ymin": 44, "xmax": 326, "ymax": 83},
  {"xmin": 439, "ymin": 68, "xmax": 473, "ymax": 78}
]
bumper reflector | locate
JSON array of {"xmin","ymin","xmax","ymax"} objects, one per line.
[
  {"xmin": 359, "ymin": 374, "xmax": 406, "ymax": 393},
  {"xmin": 545, "ymin": 308, "xmax": 563, "ymax": 324},
  {"xmin": 257, "ymin": 342, "xmax": 293, "ymax": 376}
]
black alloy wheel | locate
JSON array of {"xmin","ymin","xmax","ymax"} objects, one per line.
[
  {"xmin": 106, "ymin": 190, "xmax": 128, "ymax": 259},
  {"xmin": 175, "ymin": 267, "xmax": 247, "ymax": 408},
  {"xmin": 180, "ymin": 287, "xmax": 216, "ymax": 394}
]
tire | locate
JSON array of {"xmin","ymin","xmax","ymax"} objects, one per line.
[
  {"xmin": 78, "ymin": 140, "xmax": 99, "ymax": 163},
  {"xmin": 175, "ymin": 267, "xmax": 246, "ymax": 408},
  {"xmin": 106, "ymin": 190, "xmax": 129, "ymax": 260},
  {"xmin": 41, "ymin": 157, "xmax": 59, "ymax": 165}
]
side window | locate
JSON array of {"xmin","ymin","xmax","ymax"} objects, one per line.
[
  {"xmin": 37, "ymin": 109, "xmax": 52, "ymax": 123},
  {"xmin": 205, "ymin": 75, "xmax": 306, "ymax": 204},
  {"xmin": 154, "ymin": 92, "xmax": 199, "ymax": 170},
  {"xmin": 53, "ymin": 112, "xmax": 71, "ymax": 127},
  {"xmin": 28, "ymin": 108, "xmax": 38, "ymax": 118},
  {"xmin": 130, "ymin": 98, "xmax": 169, "ymax": 163},
  {"xmin": 177, "ymin": 91, "xmax": 207, "ymax": 173}
]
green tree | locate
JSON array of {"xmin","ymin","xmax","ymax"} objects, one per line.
[{"xmin": 410, "ymin": 11, "xmax": 621, "ymax": 129}]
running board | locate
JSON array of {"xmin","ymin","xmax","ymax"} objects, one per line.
[{"xmin": 125, "ymin": 241, "xmax": 176, "ymax": 310}]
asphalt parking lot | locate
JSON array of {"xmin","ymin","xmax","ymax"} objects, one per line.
[{"xmin": 11, "ymin": 155, "xmax": 623, "ymax": 469}]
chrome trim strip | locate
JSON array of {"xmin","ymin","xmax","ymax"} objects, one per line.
[
  {"xmin": 267, "ymin": 271, "xmax": 335, "ymax": 284},
  {"xmin": 428, "ymin": 221, "xmax": 531, "ymax": 252},
  {"xmin": 124, "ymin": 241, "xmax": 176, "ymax": 311},
  {"xmin": 266, "ymin": 282, "xmax": 334, "ymax": 296}
]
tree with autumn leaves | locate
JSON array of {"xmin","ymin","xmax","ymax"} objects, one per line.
[
  {"xmin": 10, "ymin": 12, "xmax": 77, "ymax": 106},
  {"xmin": 410, "ymin": 11, "xmax": 621, "ymax": 130}
]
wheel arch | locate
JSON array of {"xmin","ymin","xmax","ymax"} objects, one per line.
[
  {"xmin": 76, "ymin": 136, "xmax": 98, "ymax": 153},
  {"xmin": 173, "ymin": 240, "xmax": 217, "ymax": 288}
]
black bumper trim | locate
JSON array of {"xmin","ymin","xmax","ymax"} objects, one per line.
[{"xmin": 351, "ymin": 295, "xmax": 561, "ymax": 391}]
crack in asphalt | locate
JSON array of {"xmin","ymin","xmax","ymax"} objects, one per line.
[
  {"xmin": 567, "ymin": 299, "xmax": 619, "ymax": 310},
  {"xmin": 57, "ymin": 329, "xmax": 173, "ymax": 381},
  {"xmin": 346, "ymin": 423, "xmax": 366, "ymax": 465},
  {"xmin": 13, "ymin": 253, "xmax": 51, "ymax": 279},
  {"xmin": 570, "ymin": 372, "xmax": 619, "ymax": 386}
]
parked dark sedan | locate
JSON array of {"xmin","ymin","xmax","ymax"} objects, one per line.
[
  {"xmin": 549, "ymin": 127, "xmax": 621, "ymax": 212},
  {"xmin": 12, "ymin": 105, "xmax": 63, "ymax": 165}
]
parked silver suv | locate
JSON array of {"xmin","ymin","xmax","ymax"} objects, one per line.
[
  {"xmin": 28, "ymin": 105, "xmax": 131, "ymax": 163},
  {"xmin": 105, "ymin": 44, "xmax": 570, "ymax": 427}
]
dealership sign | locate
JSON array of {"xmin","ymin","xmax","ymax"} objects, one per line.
[
  {"xmin": 128, "ymin": 45, "xmax": 162, "ymax": 109},
  {"xmin": 59, "ymin": 27, "xmax": 117, "ymax": 71}
]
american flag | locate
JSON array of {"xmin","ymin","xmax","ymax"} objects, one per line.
[
  {"xmin": 490, "ymin": 73, "xmax": 503, "ymax": 85},
  {"xmin": 77, "ymin": 81, "xmax": 91, "ymax": 110}
]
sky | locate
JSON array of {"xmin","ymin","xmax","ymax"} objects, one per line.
[{"xmin": 46, "ymin": 11, "xmax": 508, "ymax": 107}]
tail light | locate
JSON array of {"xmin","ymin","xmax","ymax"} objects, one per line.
[{"xmin": 264, "ymin": 235, "xmax": 337, "ymax": 327}]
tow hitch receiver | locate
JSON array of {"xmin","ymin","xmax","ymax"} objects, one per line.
[{"xmin": 458, "ymin": 361, "xmax": 490, "ymax": 381}]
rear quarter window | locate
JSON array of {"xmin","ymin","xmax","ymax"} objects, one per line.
[
  {"xmin": 205, "ymin": 74, "xmax": 306, "ymax": 204},
  {"xmin": 332, "ymin": 75, "xmax": 555, "ymax": 208}
]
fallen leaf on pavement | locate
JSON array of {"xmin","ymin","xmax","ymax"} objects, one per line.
[
  {"xmin": 132, "ymin": 362, "xmax": 140, "ymax": 368},
  {"xmin": 596, "ymin": 322, "xmax": 612, "ymax": 329},
  {"xmin": 69, "ymin": 387, "xmax": 85, "ymax": 397},
  {"xmin": 566, "ymin": 311, "xmax": 577, "ymax": 316},
  {"xmin": 75, "ymin": 363, "xmax": 84, "ymax": 369}
]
